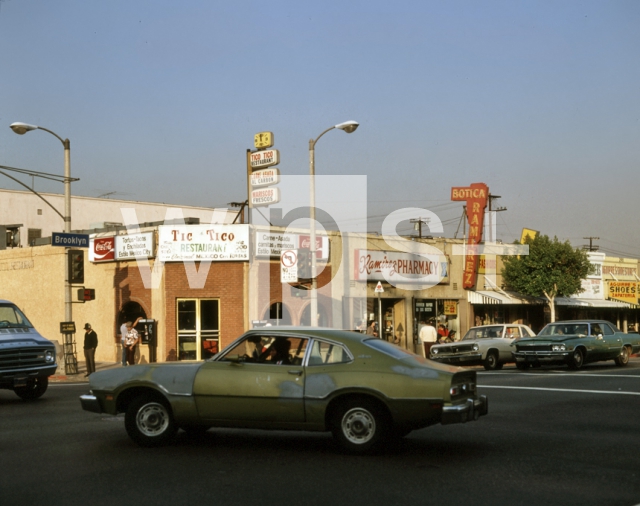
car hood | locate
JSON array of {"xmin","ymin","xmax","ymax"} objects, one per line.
[
  {"xmin": 0, "ymin": 328, "xmax": 54, "ymax": 347},
  {"xmin": 517, "ymin": 335, "xmax": 584, "ymax": 345},
  {"xmin": 89, "ymin": 362, "xmax": 203, "ymax": 396}
]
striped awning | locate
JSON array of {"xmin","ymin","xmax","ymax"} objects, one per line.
[{"xmin": 467, "ymin": 290, "xmax": 544, "ymax": 305}]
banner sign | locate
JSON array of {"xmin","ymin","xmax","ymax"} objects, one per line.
[
  {"xmin": 451, "ymin": 183, "xmax": 489, "ymax": 289},
  {"xmin": 607, "ymin": 281, "xmax": 638, "ymax": 304},
  {"xmin": 353, "ymin": 249, "xmax": 449, "ymax": 284},
  {"xmin": 255, "ymin": 232, "xmax": 329, "ymax": 259},
  {"xmin": 157, "ymin": 225, "xmax": 249, "ymax": 262},
  {"xmin": 90, "ymin": 233, "xmax": 154, "ymax": 262}
]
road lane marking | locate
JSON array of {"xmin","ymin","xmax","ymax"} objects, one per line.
[
  {"xmin": 480, "ymin": 372, "xmax": 640, "ymax": 378},
  {"xmin": 480, "ymin": 385, "xmax": 640, "ymax": 395}
]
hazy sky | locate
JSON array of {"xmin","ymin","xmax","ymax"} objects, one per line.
[{"xmin": 1, "ymin": 1, "xmax": 638, "ymax": 257}]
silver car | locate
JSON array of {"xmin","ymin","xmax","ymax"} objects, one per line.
[{"xmin": 430, "ymin": 324, "xmax": 536, "ymax": 370}]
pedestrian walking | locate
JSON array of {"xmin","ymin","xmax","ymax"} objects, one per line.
[
  {"xmin": 83, "ymin": 323, "xmax": 98, "ymax": 377},
  {"xmin": 124, "ymin": 317, "xmax": 142, "ymax": 366},
  {"xmin": 419, "ymin": 319, "xmax": 437, "ymax": 358}
]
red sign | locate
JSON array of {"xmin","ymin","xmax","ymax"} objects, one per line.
[
  {"xmin": 92, "ymin": 237, "xmax": 115, "ymax": 262},
  {"xmin": 451, "ymin": 183, "xmax": 489, "ymax": 289}
]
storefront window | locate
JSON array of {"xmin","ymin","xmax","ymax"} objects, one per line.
[{"xmin": 177, "ymin": 299, "xmax": 220, "ymax": 361}]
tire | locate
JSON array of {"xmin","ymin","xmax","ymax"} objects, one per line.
[
  {"xmin": 483, "ymin": 352, "xmax": 500, "ymax": 371},
  {"xmin": 14, "ymin": 377, "xmax": 48, "ymax": 400},
  {"xmin": 568, "ymin": 348, "xmax": 584, "ymax": 370},
  {"xmin": 331, "ymin": 398, "xmax": 388, "ymax": 454},
  {"xmin": 125, "ymin": 395, "xmax": 177, "ymax": 447},
  {"xmin": 614, "ymin": 346, "xmax": 630, "ymax": 367},
  {"xmin": 515, "ymin": 361, "xmax": 529, "ymax": 371}
]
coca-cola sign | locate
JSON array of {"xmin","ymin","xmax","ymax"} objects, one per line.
[{"xmin": 90, "ymin": 237, "xmax": 115, "ymax": 262}]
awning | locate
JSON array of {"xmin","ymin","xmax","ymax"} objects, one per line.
[
  {"xmin": 555, "ymin": 297, "xmax": 636, "ymax": 308},
  {"xmin": 467, "ymin": 290, "xmax": 543, "ymax": 305}
]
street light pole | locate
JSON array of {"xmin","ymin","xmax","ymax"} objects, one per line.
[
  {"xmin": 308, "ymin": 120, "xmax": 358, "ymax": 327},
  {"xmin": 10, "ymin": 122, "xmax": 73, "ymax": 323}
]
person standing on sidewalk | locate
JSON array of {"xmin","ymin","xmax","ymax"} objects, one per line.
[
  {"xmin": 419, "ymin": 319, "xmax": 437, "ymax": 358},
  {"xmin": 83, "ymin": 323, "xmax": 98, "ymax": 377},
  {"xmin": 119, "ymin": 321, "xmax": 128, "ymax": 366},
  {"xmin": 124, "ymin": 317, "xmax": 142, "ymax": 366}
]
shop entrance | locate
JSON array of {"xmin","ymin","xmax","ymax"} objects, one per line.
[{"xmin": 366, "ymin": 298, "xmax": 407, "ymax": 348}]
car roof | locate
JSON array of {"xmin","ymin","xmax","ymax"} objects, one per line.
[
  {"xmin": 546, "ymin": 320, "xmax": 611, "ymax": 324},
  {"xmin": 245, "ymin": 326, "xmax": 367, "ymax": 344}
]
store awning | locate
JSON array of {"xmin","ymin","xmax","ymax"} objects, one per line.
[
  {"xmin": 467, "ymin": 290, "xmax": 544, "ymax": 305},
  {"xmin": 554, "ymin": 297, "xmax": 635, "ymax": 308}
]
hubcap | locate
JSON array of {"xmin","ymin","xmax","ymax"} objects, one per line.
[
  {"xmin": 136, "ymin": 402, "xmax": 170, "ymax": 437},
  {"xmin": 342, "ymin": 407, "xmax": 376, "ymax": 445}
]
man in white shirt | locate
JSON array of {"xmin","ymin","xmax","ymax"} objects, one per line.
[{"xmin": 419, "ymin": 319, "xmax": 438, "ymax": 358}]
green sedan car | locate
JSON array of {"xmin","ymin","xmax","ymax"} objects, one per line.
[
  {"xmin": 80, "ymin": 327, "xmax": 488, "ymax": 453},
  {"xmin": 512, "ymin": 319, "xmax": 640, "ymax": 370}
]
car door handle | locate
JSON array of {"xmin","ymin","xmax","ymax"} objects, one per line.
[{"xmin": 288, "ymin": 370, "xmax": 303, "ymax": 376}]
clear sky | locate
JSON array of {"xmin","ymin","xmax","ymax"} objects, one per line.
[{"xmin": 1, "ymin": 1, "xmax": 638, "ymax": 257}]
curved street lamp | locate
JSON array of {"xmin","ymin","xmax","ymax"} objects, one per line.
[
  {"xmin": 10, "ymin": 122, "xmax": 73, "ymax": 323},
  {"xmin": 308, "ymin": 120, "xmax": 359, "ymax": 327}
]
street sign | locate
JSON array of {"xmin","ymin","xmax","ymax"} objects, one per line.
[
  {"xmin": 281, "ymin": 249, "xmax": 298, "ymax": 283},
  {"xmin": 52, "ymin": 232, "xmax": 90, "ymax": 248},
  {"xmin": 250, "ymin": 168, "xmax": 280, "ymax": 188},
  {"xmin": 251, "ymin": 187, "xmax": 281, "ymax": 207},
  {"xmin": 60, "ymin": 321, "xmax": 76, "ymax": 334},
  {"xmin": 250, "ymin": 149, "xmax": 280, "ymax": 169},
  {"xmin": 375, "ymin": 281, "xmax": 384, "ymax": 293},
  {"xmin": 254, "ymin": 131, "xmax": 274, "ymax": 149}
]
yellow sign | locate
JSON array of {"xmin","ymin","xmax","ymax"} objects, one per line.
[
  {"xmin": 478, "ymin": 256, "xmax": 496, "ymax": 274},
  {"xmin": 443, "ymin": 300, "xmax": 458, "ymax": 315},
  {"xmin": 520, "ymin": 228, "xmax": 539, "ymax": 244},
  {"xmin": 254, "ymin": 131, "xmax": 274, "ymax": 149},
  {"xmin": 607, "ymin": 281, "xmax": 638, "ymax": 304}
]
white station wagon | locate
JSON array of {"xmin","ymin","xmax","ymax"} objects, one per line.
[{"xmin": 430, "ymin": 324, "xmax": 536, "ymax": 370}]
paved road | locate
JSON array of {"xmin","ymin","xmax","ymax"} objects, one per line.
[{"xmin": 1, "ymin": 360, "xmax": 640, "ymax": 506}]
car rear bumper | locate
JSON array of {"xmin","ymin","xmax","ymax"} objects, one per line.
[
  {"xmin": 441, "ymin": 395, "xmax": 488, "ymax": 424},
  {"xmin": 79, "ymin": 394, "xmax": 102, "ymax": 413}
]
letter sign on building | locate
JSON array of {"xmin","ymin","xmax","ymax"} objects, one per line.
[{"xmin": 451, "ymin": 182, "xmax": 489, "ymax": 289}]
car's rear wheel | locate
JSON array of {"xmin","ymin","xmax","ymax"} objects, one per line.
[
  {"xmin": 483, "ymin": 351, "xmax": 499, "ymax": 371},
  {"xmin": 568, "ymin": 348, "xmax": 584, "ymax": 370},
  {"xmin": 332, "ymin": 398, "xmax": 388, "ymax": 454},
  {"xmin": 14, "ymin": 377, "xmax": 48, "ymax": 400},
  {"xmin": 614, "ymin": 346, "xmax": 630, "ymax": 367},
  {"xmin": 125, "ymin": 394, "xmax": 177, "ymax": 447}
]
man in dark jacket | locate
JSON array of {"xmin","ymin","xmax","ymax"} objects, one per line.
[{"xmin": 83, "ymin": 323, "xmax": 98, "ymax": 377}]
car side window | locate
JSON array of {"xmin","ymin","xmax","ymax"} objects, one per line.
[
  {"xmin": 506, "ymin": 327, "xmax": 521, "ymax": 338},
  {"xmin": 590, "ymin": 324, "xmax": 603, "ymax": 336},
  {"xmin": 602, "ymin": 324, "xmax": 614, "ymax": 336},
  {"xmin": 308, "ymin": 340, "xmax": 350, "ymax": 365}
]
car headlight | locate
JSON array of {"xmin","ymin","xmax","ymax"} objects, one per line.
[
  {"xmin": 432, "ymin": 348, "xmax": 438, "ymax": 355},
  {"xmin": 552, "ymin": 344, "xmax": 566, "ymax": 352},
  {"xmin": 45, "ymin": 350, "xmax": 55, "ymax": 362},
  {"xmin": 472, "ymin": 344, "xmax": 479, "ymax": 351}
]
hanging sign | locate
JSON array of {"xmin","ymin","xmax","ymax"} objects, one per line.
[
  {"xmin": 250, "ymin": 168, "xmax": 280, "ymax": 187},
  {"xmin": 250, "ymin": 149, "xmax": 280, "ymax": 169},
  {"xmin": 251, "ymin": 187, "xmax": 281, "ymax": 207}
]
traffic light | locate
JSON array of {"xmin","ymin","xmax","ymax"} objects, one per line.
[
  {"xmin": 297, "ymin": 247, "xmax": 311, "ymax": 279},
  {"xmin": 77, "ymin": 288, "xmax": 95, "ymax": 301},
  {"xmin": 68, "ymin": 249, "xmax": 84, "ymax": 284}
]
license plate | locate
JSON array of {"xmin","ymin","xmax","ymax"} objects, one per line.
[
  {"xmin": 13, "ymin": 376, "xmax": 28, "ymax": 388},
  {"xmin": 526, "ymin": 356, "xmax": 536, "ymax": 362}
]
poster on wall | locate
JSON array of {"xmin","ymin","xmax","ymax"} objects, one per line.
[
  {"xmin": 89, "ymin": 233, "xmax": 154, "ymax": 262},
  {"xmin": 157, "ymin": 225, "xmax": 250, "ymax": 262}
]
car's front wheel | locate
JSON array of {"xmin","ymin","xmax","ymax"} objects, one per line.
[
  {"xmin": 125, "ymin": 394, "xmax": 177, "ymax": 447},
  {"xmin": 483, "ymin": 351, "xmax": 500, "ymax": 371},
  {"xmin": 568, "ymin": 348, "xmax": 585, "ymax": 370},
  {"xmin": 614, "ymin": 346, "xmax": 630, "ymax": 367},
  {"xmin": 331, "ymin": 398, "xmax": 388, "ymax": 454},
  {"xmin": 14, "ymin": 377, "xmax": 48, "ymax": 400}
]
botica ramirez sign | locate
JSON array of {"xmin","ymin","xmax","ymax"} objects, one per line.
[
  {"xmin": 157, "ymin": 225, "xmax": 249, "ymax": 262},
  {"xmin": 353, "ymin": 249, "xmax": 449, "ymax": 285},
  {"xmin": 89, "ymin": 232, "xmax": 155, "ymax": 262}
]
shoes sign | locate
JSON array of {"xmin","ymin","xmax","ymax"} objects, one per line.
[{"xmin": 250, "ymin": 132, "xmax": 281, "ymax": 207}]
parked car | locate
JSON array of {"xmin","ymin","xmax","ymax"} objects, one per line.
[
  {"xmin": 430, "ymin": 324, "xmax": 536, "ymax": 370},
  {"xmin": 512, "ymin": 319, "xmax": 640, "ymax": 370},
  {"xmin": 80, "ymin": 327, "xmax": 488, "ymax": 453},
  {"xmin": 0, "ymin": 300, "xmax": 57, "ymax": 400}
]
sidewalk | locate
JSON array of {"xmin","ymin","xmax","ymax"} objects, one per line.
[{"xmin": 50, "ymin": 361, "xmax": 122, "ymax": 383}]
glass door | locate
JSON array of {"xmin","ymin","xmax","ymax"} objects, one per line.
[{"xmin": 177, "ymin": 299, "xmax": 220, "ymax": 361}]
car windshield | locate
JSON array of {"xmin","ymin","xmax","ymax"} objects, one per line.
[
  {"xmin": 363, "ymin": 338, "xmax": 416, "ymax": 359},
  {"xmin": 538, "ymin": 323, "xmax": 588, "ymax": 336},
  {"xmin": 0, "ymin": 304, "xmax": 33, "ymax": 328}
]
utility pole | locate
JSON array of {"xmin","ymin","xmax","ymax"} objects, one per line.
[
  {"xmin": 410, "ymin": 217, "xmax": 430, "ymax": 239},
  {"xmin": 583, "ymin": 237, "xmax": 600, "ymax": 251},
  {"xmin": 488, "ymin": 193, "xmax": 507, "ymax": 212}
]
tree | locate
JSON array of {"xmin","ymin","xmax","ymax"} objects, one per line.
[{"xmin": 501, "ymin": 235, "xmax": 593, "ymax": 323}]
